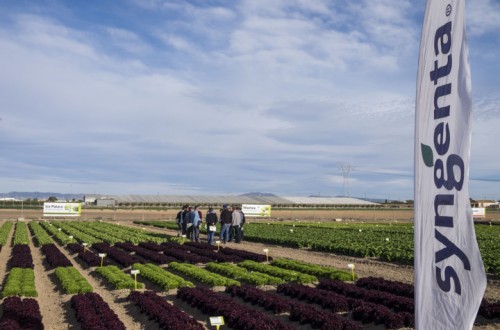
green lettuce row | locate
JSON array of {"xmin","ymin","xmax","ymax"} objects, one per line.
[
  {"xmin": 168, "ymin": 262, "xmax": 240, "ymax": 287},
  {"xmin": 54, "ymin": 266, "xmax": 93, "ymax": 294},
  {"xmin": 132, "ymin": 263, "xmax": 193, "ymax": 290},
  {"xmin": 238, "ymin": 260, "xmax": 317, "ymax": 284},
  {"xmin": 95, "ymin": 265, "xmax": 143, "ymax": 290},
  {"xmin": 2, "ymin": 268, "xmax": 37, "ymax": 298},
  {"xmin": 0, "ymin": 221, "xmax": 14, "ymax": 246},
  {"xmin": 13, "ymin": 222, "xmax": 30, "ymax": 245},
  {"xmin": 28, "ymin": 221, "xmax": 53, "ymax": 246},
  {"xmin": 39, "ymin": 222, "xmax": 73, "ymax": 245},
  {"xmin": 205, "ymin": 262, "xmax": 284, "ymax": 286},
  {"xmin": 271, "ymin": 258, "xmax": 354, "ymax": 281}
]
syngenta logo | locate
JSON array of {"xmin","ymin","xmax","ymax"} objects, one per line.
[{"xmin": 422, "ymin": 12, "xmax": 470, "ymax": 296}]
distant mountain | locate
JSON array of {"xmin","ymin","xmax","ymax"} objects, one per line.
[
  {"xmin": 239, "ymin": 192, "xmax": 277, "ymax": 197},
  {"xmin": 0, "ymin": 191, "xmax": 84, "ymax": 201}
]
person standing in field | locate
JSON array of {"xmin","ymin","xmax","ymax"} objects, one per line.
[
  {"xmin": 205, "ymin": 207, "xmax": 218, "ymax": 245},
  {"xmin": 185, "ymin": 206, "xmax": 194, "ymax": 239},
  {"xmin": 192, "ymin": 205, "xmax": 202, "ymax": 242},
  {"xmin": 231, "ymin": 206, "xmax": 242, "ymax": 243},
  {"xmin": 219, "ymin": 204, "xmax": 232, "ymax": 244},
  {"xmin": 181, "ymin": 205, "xmax": 190, "ymax": 237},
  {"xmin": 175, "ymin": 205, "xmax": 187, "ymax": 237},
  {"xmin": 238, "ymin": 207, "xmax": 246, "ymax": 241}
]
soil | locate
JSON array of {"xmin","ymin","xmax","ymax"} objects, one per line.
[{"xmin": 0, "ymin": 217, "xmax": 498, "ymax": 330}]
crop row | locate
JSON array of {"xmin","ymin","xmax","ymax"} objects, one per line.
[
  {"xmin": 128, "ymin": 290, "xmax": 203, "ymax": 330},
  {"xmin": 95, "ymin": 265, "xmax": 144, "ymax": 290},
  {"xmin": 169, "ymin": 262, "xmax": 240, "ymax": 287},
  {"xmin": 0, "ymin": 221, "xmax": 13, "ymax": 249},
  {"xmin": 41, "ymin": 244, "xmax": 73, "ymax": 269},
  {"xmin": 162, "ymin": 241, "xmax": 243, "ymax": 263},
  {"xmin": 177, "ymin": 286, "xmax": 294, "ymax": 330},
  {"xmin": 131, "ymin": 263, "xmax": 192, "ymax": 290},
  {"xmin": 271, "ymin": 258, "xmax": 354, "ymax": 281},
  {"xmin": 239, "ymin": 260, "xmax": 317, "ymax": 284},
  {"xmin": 54, "ymin": 266, "xmax": 93, "ymax": 294},
  {"xmin": 0, "ymin": 296, "xmax": 43, "ymax": 329},
  {"xmin": 39, "ymin": 222, "xmax": 73, "ymax": 245},
  {"xmin": 71, "ymin": 292, "xmax": 125, "ymax": 330},
  {"xmin": 205, "ymin": 262, "xmax": 284, "ymax": 285},
  {"xmin": 28, "ymin": 221, "xmax": 53, "ymax": 246},
  {"xmin": 115, "ymin": 242, "xmax": 177, "ymax": 264},
  {"xmin": 13, "ymin": 221, "xmax": 30, "ymax": 245},
  {"xmin": 92, "ymin": 243, "xmax": 145, "ymax": 267},
  {"xmin": 10, "ymin": 244, "xmax": 34, "ymax": 269},
  {"xmin": 2, "ymin": 268, "xmax": 37, "ymax": 298}
]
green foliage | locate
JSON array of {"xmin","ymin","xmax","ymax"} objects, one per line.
[
  {"xmin": 96, "ymin": 265, "xmax": 143, "ymax": 290},
  {"xmin": 13, "ymin": 222, "xmax": 30, "ymax": 245},
  {"xmin": 132, "ymin": 263, "xmax": 193, "ymax": 290},
  {"xmin": 206, "ymin": 262, "xmax": 284, "ymax": 286},
  {"xmin": 39, "ymin": 222, "xmax": 72, "ymax": 245},
  {"xmin": 28, "ymin": 221, "xmax": 53, "ymax": 246},
  {"xmin": 168, "ymin": 262, "xmax": 240, "ymax": 287},
  {"xmin": 54, "ymin": 267, "xmax": 93, "ymax": 294},
  {"xmin": 271, "ymin": 258, "xmax": 354, "ymax": 281},
  {"xmin": 2, "ymin": 268, "xmax": 37, "ymax": 298},
  {"xmin": 0, "ymin": 221, "xmax": 13, "ymax": 246},
  {"xmin": 238, "ymin": 260, "xmax": 317, "ymax": 284}
]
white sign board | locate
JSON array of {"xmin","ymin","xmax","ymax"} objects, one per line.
[
  {"xmin": 472, "ymin": 208, "xmax": 485, "ymax": 218},
  {"xmin": 241, "ymin": 204, "xmax": 271, "ymax": 217},
  {"xmin": 43, "ymin": 202, "xmax": 81, "ymax": 217}
]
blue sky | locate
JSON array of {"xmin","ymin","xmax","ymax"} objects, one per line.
[{"xmin": 0, "ymin": 0, "xmax": 499, "ymax": 200}]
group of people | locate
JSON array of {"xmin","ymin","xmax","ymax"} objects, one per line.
[{"xmin": 175, "ymin": 204, "xmax": 245, "ymax": 245}]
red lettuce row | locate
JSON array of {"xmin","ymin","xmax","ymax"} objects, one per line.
[
  {"xmin": 351, "ymin": 300, "xmax": 413, "ymax": 329},
  {"xmin": 479, "ymin": 299, "xmax": 500, "ymax": 319},
  {"xmin": 114, "ymin": 242, "xmax": 177, "ymax": 264},
  {"xmin": 277, "ymin": 283, "xmax": 349, "ymax": 313},
  {"xmin": 0, "ymin": 296, "xmax": 43, "ymax": 330},
  {"xmin": 10, "ymin": 244, "xmax": 34, "ymax": 269},
  {"xmin": 219, "ymin": 246, "xmax": 270, "ymax": 262},
  {"xmin": 128, "ymin": 290, "xmax": 203, "ymax": 330},
  {"xmin": 177, "ymin": 286, "xmax": 294, "ymax": 330},
  {"xmin": 289, "ymin": 302, "xmax": 362, "ymax": 330},
  {"xmin": 317, "ymin": 279, "xmax": 414, "ymax": 314},
  {"xmin": 92, "ymin": 243, "xmax": 145, "ymax": 267},
  {"xmin": 162, "ymin": 246, "xmax": 213, "ymax": 264},
  {"xmin": 71, "ymin": 292, "xmax": 125, "ymax": 330},
  {"xmin": 66, "ymin": 243, "xmax": 84, "ymax": 254},
  {"xmin": 162, "ymin": 241, "xmax": 243, "ymax": 263},
  {"xmin": 226, "ymin": 285, "xmax": 291, "ymax": 314},
  {"xmin": 355, "ymin": 276, "xmax": 414, "ymax": 298},
  {"xmin": 138, "ymin": 241, "xmax": 164, "ymax": 252},
  {"xmin": 41, "ymin": 244, "xmax": 72, "ymax": 269},
  {"xmin": 77, "ymin": 251, "xmax": 110, "ymax": 267}
]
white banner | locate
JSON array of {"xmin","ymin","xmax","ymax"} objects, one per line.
[
  {"xmin": 471, "ymin": 207, "xmax": 485, "ymax": 218},
  {"xmin": 43, "ymin": 202, "xmax": 82, "ymax": 217},
  {"xmin": 414, "ymin": 1, "xmax": 486, "ymax": 329},
  {"xmin": 241, "ymin": 204, "xmax": 271, "ymax": 217}
]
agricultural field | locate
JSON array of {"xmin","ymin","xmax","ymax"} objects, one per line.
[{"xmin": 0, "ymin": 219, "xmax": 498, "ymax": 329}]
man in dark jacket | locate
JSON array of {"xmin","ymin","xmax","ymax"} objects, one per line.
[
  {"xmin": 205, "ymin": 207, "xmax": 218, "ymax": 245},
  {"xmin": 219, "ymin": 204, "xmax": 232, "ymax": 244}
]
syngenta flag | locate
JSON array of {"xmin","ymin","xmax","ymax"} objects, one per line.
[{"xmin": 414, "ymin": 1, "xmax": 486, "ymax": 329}]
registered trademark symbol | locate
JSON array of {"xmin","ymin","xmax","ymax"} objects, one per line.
[{"xmin": 446, "ymin": 4, "xmax": 452, "ymax": 16}]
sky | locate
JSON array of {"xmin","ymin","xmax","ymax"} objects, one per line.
[{"xmin": 0, "ymin": 0, "xmax": 499, "ymax": 201}]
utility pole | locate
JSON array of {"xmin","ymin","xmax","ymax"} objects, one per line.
[{"xmin": 338, "ymin": 163, "xmax": 354, "ymax": 197}]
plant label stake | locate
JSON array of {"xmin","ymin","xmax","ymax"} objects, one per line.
[
  {"xmin": 263, "ymin": 248, "xmax": 269, "ymax": 263},
  {"xmin": 131, "ymin": 269, "xmax": 140, "ymax": 290},
  {"xmin": 68, "ymin": 235, "xmax": 73, "ymax": 241},
  {"xmin": 215, "ymin": 240, "xmax": 221, "ymax": 252},
  {"xmin": 347, "ymin": 263, "xmax": 355, "ymax": 281},
  {"xmin": 98, "ymin": 253, "xmax": 106, "ymax": 267},
  {"xmin": 209, "ymin": 316, "xmax": 225, "ymax": 329},
  {"xmin": 82, "ymin": 242, "xmax": 88, "ymax": 253}
]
